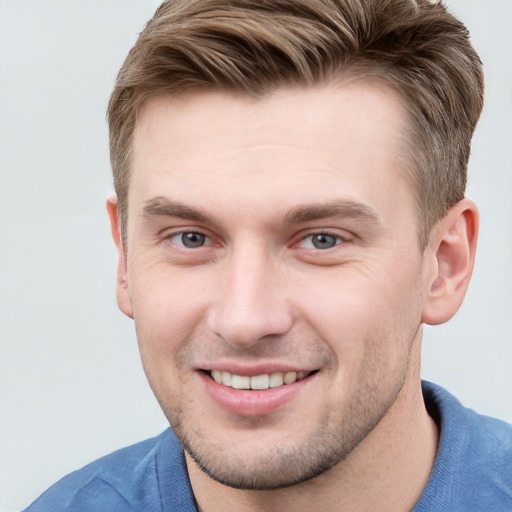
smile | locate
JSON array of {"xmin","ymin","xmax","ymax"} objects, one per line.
[{"xmin": 209, "ymin": 370, "xmax": 315, "ymax": 390}]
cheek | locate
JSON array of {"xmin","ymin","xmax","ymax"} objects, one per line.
[
  {"xmin": 129, "ymin": 274, "xmax": 205, "ymax": 403},
  {"xmin": 295, "ymin": 264, "xmax": 423, "ymax": 357},
  {"xmin": 297, "ymin": 270, "xmax": 393, "ymax": 326},
  {"xmin": 129, "ymin": 267, "xmax": 211, "ymax": 358}
]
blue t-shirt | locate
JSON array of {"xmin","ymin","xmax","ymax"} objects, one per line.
[{"xmin": 24, "ymin": 382, "xmax": 512, "ymax": 511}]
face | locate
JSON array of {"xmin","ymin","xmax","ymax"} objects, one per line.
[{"xmin": 118, "ymin": 84, "xmax": 433, "ymax": 489}]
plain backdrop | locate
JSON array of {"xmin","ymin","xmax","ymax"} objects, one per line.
[{"xmin": 1, "ymin": 1, "xmax": 511, "ymax": 510}]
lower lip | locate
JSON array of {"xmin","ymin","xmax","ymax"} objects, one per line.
[{"xmin": 199, "ymin": 371, "xmax": 315, "ymax": 417}]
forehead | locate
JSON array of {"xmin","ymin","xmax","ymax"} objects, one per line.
[
  {"xmin": 130, "ymin": 83, "xmax": 414, "ymax": 226},
  {"xmin": 134, "ymin": 82, "xmax": 408, "ymax": 157}
]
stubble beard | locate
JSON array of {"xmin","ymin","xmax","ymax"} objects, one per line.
[
  {"xmin": 161, "ymin": 367, "xmax": 408, "ymax": 491},
  {"xmin": 145, "ymin": 314, "xmax": 420, "ymax": 491}
]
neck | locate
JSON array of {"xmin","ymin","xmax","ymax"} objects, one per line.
[{"xmin": 187, "ymin": 351, "xmax": 439, "ymax": 512}]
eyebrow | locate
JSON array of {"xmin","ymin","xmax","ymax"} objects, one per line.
[
  {"xmin": 283, "ymin": 200, "xmax": 382, "ymax": 226},
  {"xmin": 141, "ymin": 196, "xmax": 382, "ymax": 227},
  {"xmin": 142, "ymin": 196, "xmax": 212, "ymax": 223}
]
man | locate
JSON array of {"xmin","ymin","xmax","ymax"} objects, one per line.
[{"xmin": 25, "ymin": 0, "xmax": 511, "ymax": 510}]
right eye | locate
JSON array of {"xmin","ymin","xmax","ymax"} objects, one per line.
[{"xmin": 170, "ymin": 232, "xmax": 209, "ymax": 248}]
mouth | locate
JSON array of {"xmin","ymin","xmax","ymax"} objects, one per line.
[
  {"xmin": 199, "ymin": 368, "xmax": 320, "ymax": 416},
  {"xmin": 206, "ymin": 369, "xmax": 319, "ymax": 390}
]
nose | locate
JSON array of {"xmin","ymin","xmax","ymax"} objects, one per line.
[{"xmin": 207, "ymin": 246, "xmax": 293, "ymax": 349}]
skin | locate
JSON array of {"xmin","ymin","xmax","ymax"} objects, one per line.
[{"xmin": 108, "ymin": 83, "xmax": 478, "ymax": 511}]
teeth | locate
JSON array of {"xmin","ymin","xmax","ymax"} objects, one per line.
[
  {"xmin": 269, "ymin": 372, "xmax": 284, "ymax": 388},
  {"xmin": 283, "ymin": 371, "xmax": 297, "ymax": 384},
  {"xmin": 221, "ymin": 371, "xmax": 232, "ymax": 386},
  {"xmin": 210, "ymin": 370, "xmax": 311, "ymax": 390},
  {"xmin": 231, "ymin": 375, "xmax": 251, "ymax": 390},
  {"xmin": 250, "ymin": 374, "xmax": 270, "ymax": 390}
]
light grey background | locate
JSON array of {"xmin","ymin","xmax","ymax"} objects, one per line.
[{"xmin": 0, "ymin": 1, "xmax": 510, "ymax": 510}]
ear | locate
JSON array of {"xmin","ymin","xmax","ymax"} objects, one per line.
[
  {"xmin": 421, "ymin": 198, "xmax": 479, "ymax": 325},
  {"xmin": 106, "ymin": 196, "xmax": 133, "ymax": 319}
]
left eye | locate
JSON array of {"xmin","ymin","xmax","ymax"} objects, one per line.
[
  {"xmin": 171, "ymin": 232, "xmax": 208, "ymax": 248},
  {"xmin": 300, "ymin": 233, "xmax": 342, "ymax": 250}
]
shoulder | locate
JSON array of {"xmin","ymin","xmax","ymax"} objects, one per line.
[
  {"xmin": 23, "ymin": 429, "xmax": 194, "ymax": 512},
  {"xmin": 422, "ymin": 380, "xmax": 512, "ymax": 459},
  {"xmin": 416, "ymin": 381, "xmax": 512, "ymax": 511}
]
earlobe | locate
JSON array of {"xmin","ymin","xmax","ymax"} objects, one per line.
[
  {"xmin": 421, "ymin": 198, "xmax": 479, "ymax": 325},
  {"xmin": 106, "ymin": 196, "xmax": 134, "ymax": 319}
]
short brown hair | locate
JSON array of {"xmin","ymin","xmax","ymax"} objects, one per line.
[{"xmin": 108, "ymin": 0, "xmax": 484, "ymax": 248}]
